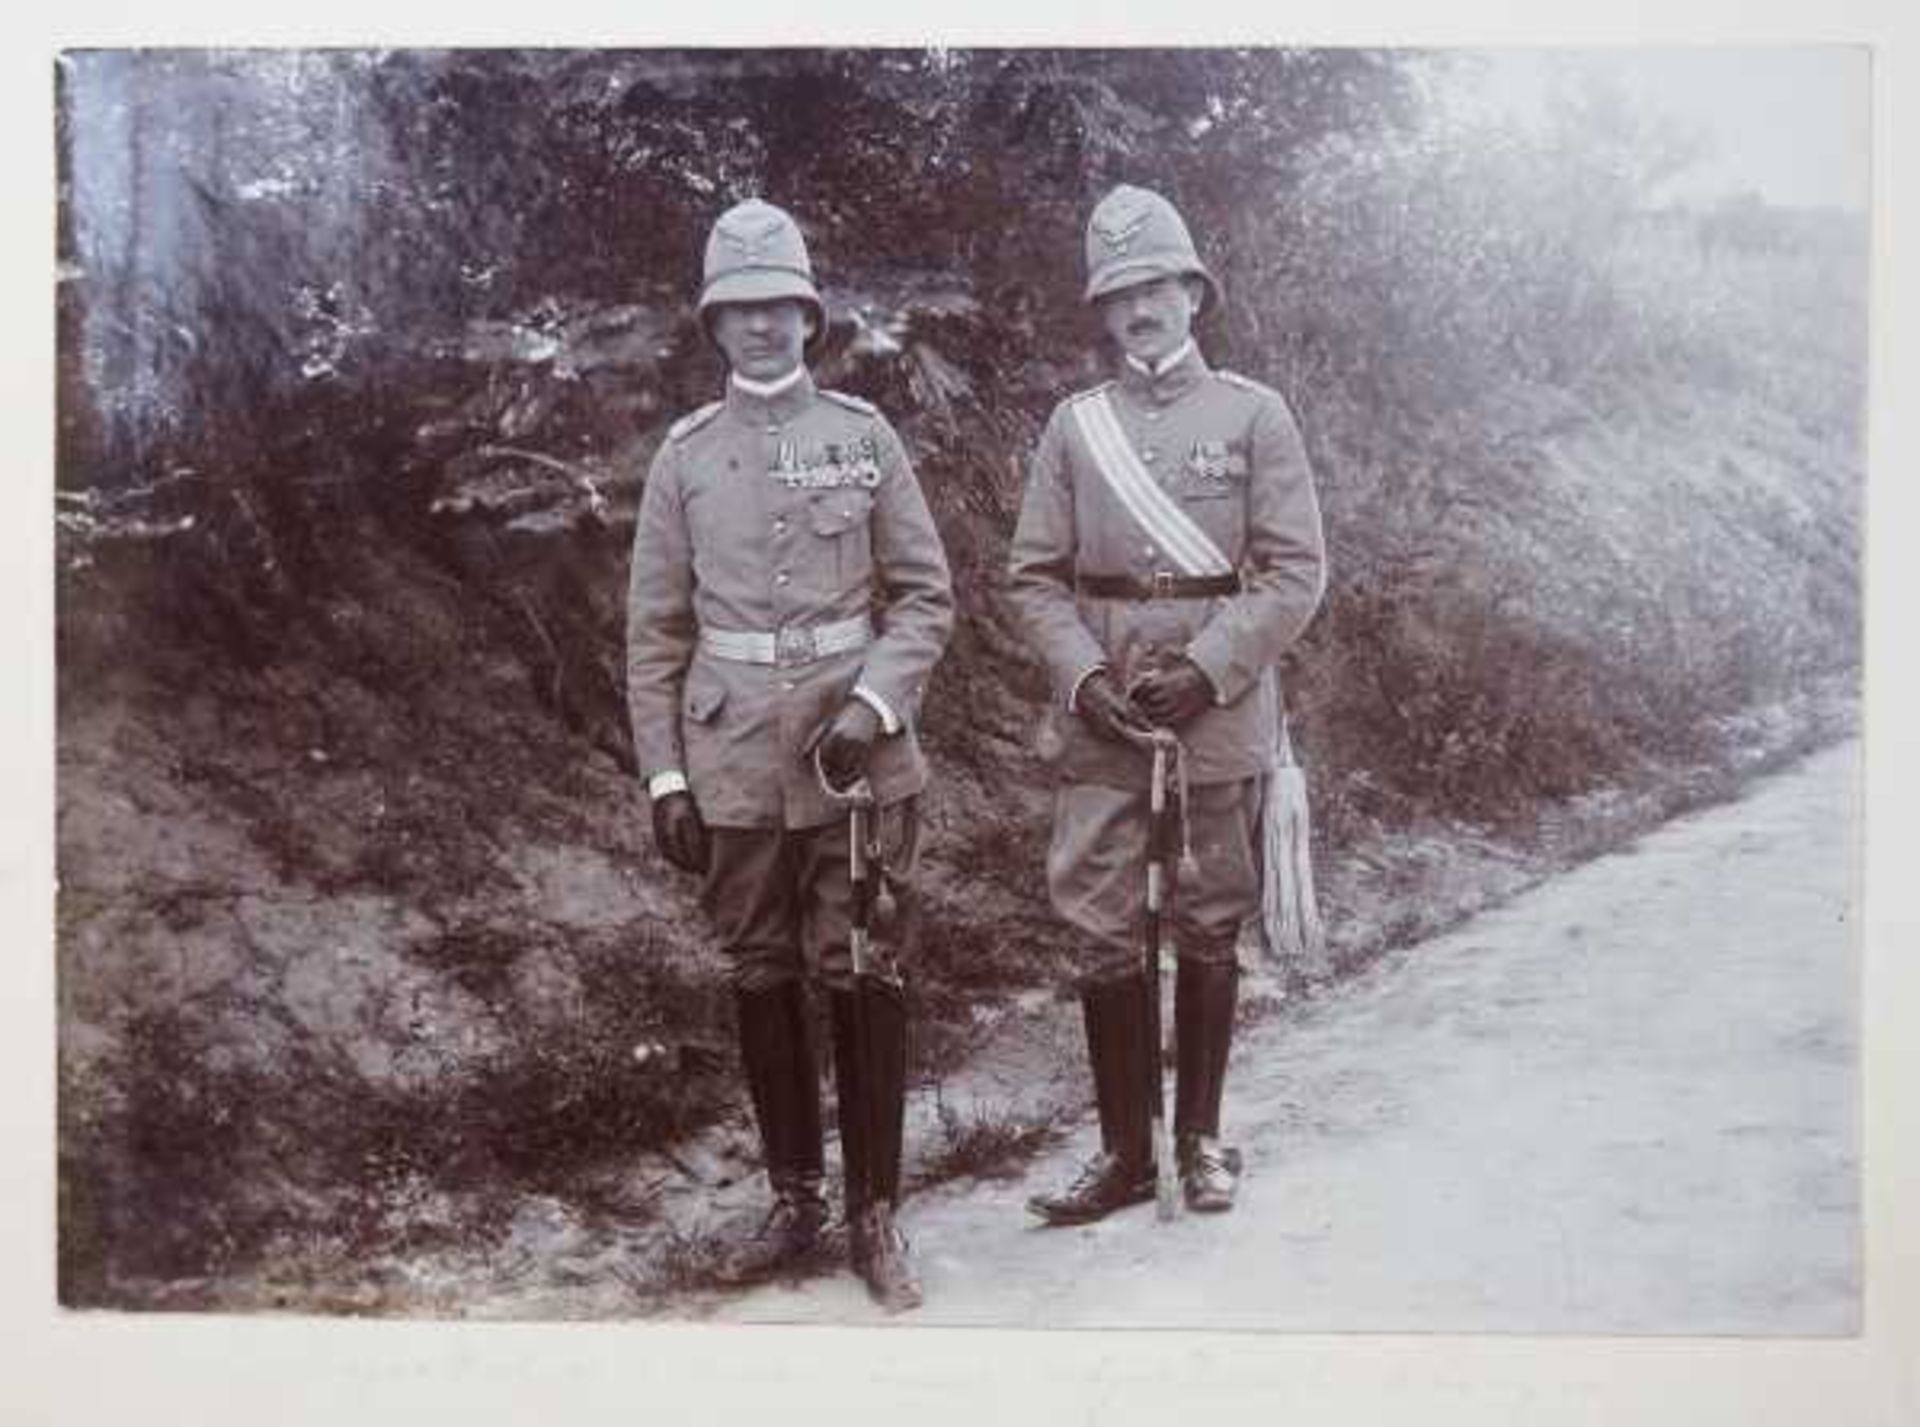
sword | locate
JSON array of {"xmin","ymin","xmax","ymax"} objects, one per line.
[
  {"xmin": 815, "ymin": 748, "xmax": 891, "ymax": 1215},
  {"xmin": 1144, "ymin": 728, "xmax": 1180, "ymax": 1222}
]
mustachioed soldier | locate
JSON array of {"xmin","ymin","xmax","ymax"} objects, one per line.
[
  {"xmin": 1008, "ymin": 184, "xmax": 1327, "ymax": 1224},
  {"xmin": 626, "ymin": 198, "xmax": 955, "ymax": 1310}
]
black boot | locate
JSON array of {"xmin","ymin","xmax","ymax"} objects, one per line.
[
  {"xmin": 1175, "ymin": 958, "xmax": 1242, "ymax": 1213},
  {"xmin": 723, "ymin": 982, "xmax": 828, "ymax": 1281},
  {"xmin": 1027, "ymin": 974, "xmax": 1156, "ymax": 1226},
  {"xmin": 830, "ymin": 978, "xmax": 923, "ymax": 1313}
]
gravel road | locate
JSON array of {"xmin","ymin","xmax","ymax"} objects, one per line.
[{"xmin": 712, "ymin": 742, "xmax": 1861, "ymax": 1333}]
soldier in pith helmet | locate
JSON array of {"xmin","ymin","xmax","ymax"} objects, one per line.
[
  {"xmin": 626, "ymin": 197, "xmax": 955, "ymax": 1310},
  {"xmin": 1008, "ymin": 183, "xmax": 1327, "ymax": 1223}
]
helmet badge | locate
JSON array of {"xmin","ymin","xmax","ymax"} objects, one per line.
[
  {"xmin": 717, "ymin": 210, "xmax": 789, "ymax": 263},
  {"xmin": 1092, "ymin": 198, "xmax": 1153, "ymax": 257}
]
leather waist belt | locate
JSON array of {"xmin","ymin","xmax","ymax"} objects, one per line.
[
  {"xmin": 1076, "ymin": 571, "xmax": 1241, "ymax": 600},
  {"xmin": 699, "ymin": 614, "xmax": 873, "ymax": 667}
]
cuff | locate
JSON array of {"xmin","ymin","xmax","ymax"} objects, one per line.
[
  {"xmin": 1194, "ymin": 659, "xmax": 1228, "ymax": 707},
  {"xmin": 1066, "ymin": 663, "xmax": 1109, "ymax": 713},
  {"xmin": 646, "ymin": 770, "xmax": 689, "ymax": 800},
  {"xmin": 1184, "ymin": 637, "xmax": 1253, "ymax": 707},
  {"xmin": 852, "ymin": 684, "xmax": 901, "ymax": 736}
]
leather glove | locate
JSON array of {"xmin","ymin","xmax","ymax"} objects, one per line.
[
  {"xmin": 1076, "ymin": 670, "xmax": 1155, "ymax": 745},
  {"xmin": 651, "ymin": 791, "xmax": 710, "ymax": 875},
  {"xmin": 1128, "ymin": 657, "xmax": 1217, "ymax": 728},
  {"xmin": 813, "ymin": 698, "xmax": 883, "ymax": 792}
]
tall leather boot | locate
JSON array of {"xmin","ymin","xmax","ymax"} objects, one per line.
[
  {"xmin": 722, "ymin": 981, "xmax": 828, "ymax": 1281},
  {"xmin": 1026, "ymin": 973, "xmax": 1156, "ymax": 1225},
  {"xmin": 830, "ymin": 978, "xmax": 923, "ymax": 1312},
  {"xmin": 1174, "ymin": 958, "xmax": 1242, "ymax": 1213}
]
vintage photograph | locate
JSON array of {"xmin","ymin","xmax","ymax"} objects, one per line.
[{"xmin": 54, "ymin": 46, "xmax": 1866, "ymax": 1331}]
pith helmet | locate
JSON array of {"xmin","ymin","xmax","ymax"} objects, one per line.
[
  {"xmin": 1083, "ymin": 184, "xmax": 1221, "ymax": 313},
  {"xmin": 698, "ymin": 198, "xmax": 826, "ymax": 337}
]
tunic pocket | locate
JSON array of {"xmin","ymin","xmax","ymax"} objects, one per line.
[
  {"xmin": 1175, "ymin": 481, "xmax": 1246, "ymax": 554},
  {"xmin": 683, "ymin": 665, "xmax": 728, "ymax": 725},
  {"xmin": 806, "ymin": 488, "xmax": 875, "ymax": 590},
  {"xmin": 807, "ymin": 488, "xmax": 874, "ymax": 536}
]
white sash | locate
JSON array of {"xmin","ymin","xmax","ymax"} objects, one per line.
[{"xmin": 1071, "ymin": 392, "xmax": 1235, "ymax": 577}]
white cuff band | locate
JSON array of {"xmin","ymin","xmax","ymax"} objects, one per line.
[
  {"xmin": 647, "ymin": 770, "xmax": 689, "ymax": 800},
  {"xmin": 852, "ymin": 684, "xmax": 901, "ymax": 735},
  {"xmin": 1067, "ymin": 664, "xmax": 1109, "ymax": 713}
]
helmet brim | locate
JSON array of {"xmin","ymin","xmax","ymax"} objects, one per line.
[
  {"xmin": 1085, "ymin": 259, "xmax": 1220, "ymax": 314},
  {"xmin": 698, "ymin": 271, "xmax": 827, "ymax": 350},
  {"xmin": 699, "ymin": 267, "xmax": 824, "ymax": 316}
]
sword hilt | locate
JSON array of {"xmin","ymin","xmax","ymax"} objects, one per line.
[{"xmin": 817, "ymin": 747, "xmax": 881, "ymax": 978}]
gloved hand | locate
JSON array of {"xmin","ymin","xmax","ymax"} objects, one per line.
[
  {"xmin": 813, "ymin": 698, "xmax": 883, "ymax": 792},
  {"xmin": 1128, "ymin": 657, "xmax": 1217, "ymax": 728},
  {"xmin": 1076, "ymin": 670, "xmax": 1155, "ymax": 745},
  {"xmin": 652, "ymin": 791, "xmax": 710, "ymax": 875}
]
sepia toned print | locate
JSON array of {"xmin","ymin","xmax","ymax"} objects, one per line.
[{"xmin": 55, "ymin": 47, "xmax": 1862, "ymax": 1328}]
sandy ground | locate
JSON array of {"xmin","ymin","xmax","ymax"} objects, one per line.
[{"xmin": 706, "ymin": 741, "xmax": 1862, "ymax": 1334}]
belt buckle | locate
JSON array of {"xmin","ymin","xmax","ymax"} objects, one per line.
[
  {"xmin": 1150, "ymin": 570, "xmax": 1177, "ymax": 599},
  {"xmin": 774, "ymin": 624, "xmax": 816, "ymax": 667}
]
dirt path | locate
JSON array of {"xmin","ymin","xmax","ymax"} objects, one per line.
[{"xmin": 705, "ymin": 741, "xmax": 1861, "ymax": 1333}]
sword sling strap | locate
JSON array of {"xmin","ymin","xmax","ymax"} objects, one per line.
[{"xmin": 1070, "ymin": 391, "xmax": 1236, "ymax": 578}]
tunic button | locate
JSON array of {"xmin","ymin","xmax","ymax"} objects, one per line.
[
  {"xmin": 781, "ymin": 679, "xmax": 796, "ymax": 692},
  {"xmin": 1141, "ymin": 449, "xmax": 1158, "ymax": 464},
  {"xmin": 1146, "ymin": 410, "xmax": 1162, "ymax": 422},
  {"xmin": 773, "ymin": 517, "xmax": 788, "ymax": 534},
  {"xmin": 766, "ymin": 424, "xmax": 780, "ymax": 435},
  {"xmin": 775, "ymin": 571, "xmax": 791, "ymax": 586}
]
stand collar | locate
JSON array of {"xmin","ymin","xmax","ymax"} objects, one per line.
[
  {"xmin": 726, "ymin": 365, "xmax": 815, "ymax": 425},
  {"xmin": 1117, "ymin": 339, "xmax": 1208, "ymax": 404}
]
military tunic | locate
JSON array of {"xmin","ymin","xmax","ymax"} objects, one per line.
[
  {"xmin": 627, "ymin": 369, "xmax": 954, "ymax": 988},
  {"xmin": 1007, "ymin": 345, "xmax": 1325, "ymax": 969},
  {"xmin": 628, "ymin": 369, "xmax": 953, "ymax": 828}
]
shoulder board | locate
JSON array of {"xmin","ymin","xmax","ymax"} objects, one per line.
[
  {"xmin": 667, "ymin": 401, "xmax": 723, "ymax": 442},
  {"xmin": 1214, "ymin": 369, "xmax": 1275, "ymax": 396},
  {"xmin": 819, "ymin": 389, "xmax": 878, "ymax": 415},
  {"xmin": 1065, "ymin": 380, "xmax": 1116, "ymax": 405}
]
